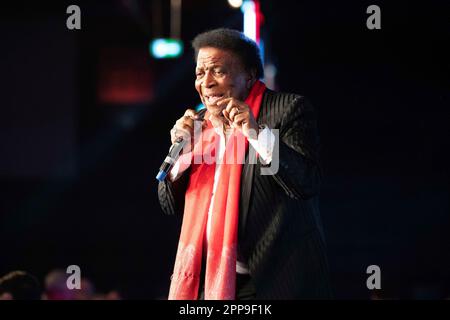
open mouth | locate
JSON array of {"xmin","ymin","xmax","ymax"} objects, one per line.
[{"xmin": 204, "ymin": 94, "xmax": 224, "ymax": 105}]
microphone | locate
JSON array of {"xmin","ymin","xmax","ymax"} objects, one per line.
[{"xmin": 156, "ymin": 108, "xmax": 206, "ymax": 182}]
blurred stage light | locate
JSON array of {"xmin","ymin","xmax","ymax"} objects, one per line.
[
  {"xmin": 150, "ymin": 38, "xmax": 183, "ymax": 59},
  {"xmin": 241, "ymin": 0, "xmax": 263, "ymax": 63},
  {"xmin": 98, "ymin": 48, "xmax": 154, "ymax": 105},
  {"xmin": 228, "ymin": 0, "xmax": 243, "ymax": 8},
  {"xmin": 241, "ymin": 1, "xmax": 256, "ymax": 42}
]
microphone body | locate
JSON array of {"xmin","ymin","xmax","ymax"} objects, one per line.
[
  {"xmin": 156, "ymin": 108, "xmax": 206, "ymax": 182},
  {"xmin": 156, "ymin": 137, "xmax": 187, "ymax": 181}
]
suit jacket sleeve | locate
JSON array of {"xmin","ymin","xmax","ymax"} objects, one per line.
[
  {"xmin": 263, "ymin": 95, "xmax": 322, "ymax": 200},
  {"xmin": 157, "ymin": 168, "xmax": 190, "ymax": 216}
]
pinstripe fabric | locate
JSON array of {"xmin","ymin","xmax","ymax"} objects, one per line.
[{"xmin": 158, "ymin": 89, "xmax": 333, "ymax": 299}]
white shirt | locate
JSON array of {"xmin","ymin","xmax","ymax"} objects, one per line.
[{"xmin": 169, "ymin": 124, "xmax": 275, "ymax": 274}]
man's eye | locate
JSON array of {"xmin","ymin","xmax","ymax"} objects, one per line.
[{"xmin": 196, "ymin": 72, "xmax": 204, "ymax": 78}]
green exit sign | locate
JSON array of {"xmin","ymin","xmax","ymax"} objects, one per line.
[{"xmin": 150, "ymin": 39, "xmax": 183, "ymax": 59}]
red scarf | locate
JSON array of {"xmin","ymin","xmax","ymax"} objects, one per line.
[{"xmin": 168, "ymin": 80, "xmax": 266, "ymax": 300}]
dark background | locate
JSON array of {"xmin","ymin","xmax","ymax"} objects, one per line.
[{"xmin": 0, "ymin": 0, "xmax": 448, "ymax": 299}]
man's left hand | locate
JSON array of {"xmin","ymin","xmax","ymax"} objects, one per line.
[{"xmin": 216, "ymin": 98, "xmax": 259, "ymax": 140}]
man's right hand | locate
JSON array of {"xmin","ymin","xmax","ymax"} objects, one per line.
[{"xmin": 170, "ymin": 109, "xmax": 202, "ymax": 153}]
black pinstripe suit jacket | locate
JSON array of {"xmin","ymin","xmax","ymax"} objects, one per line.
[{"xmin": 158, "ymin": 89, "xmax": 333, "ymax": 299}]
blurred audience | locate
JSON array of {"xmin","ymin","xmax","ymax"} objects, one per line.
[
  {"xmin": 73, "ymin": 277, "xmax": 96, "ymax": 300},
  {"xmin": 0, "ymin": 267, "xmax": 447, "ymax": 299},
  {"xmin": 0, "ymin": 270, "xmax": 42, "ymax": 300},
  {"xmin": 41, "ymin": 268, "xmax": 121, "ymax": 300},
  {"xmin": 42, "ymin": 269, "xmax": 75, "ymax": 300}
]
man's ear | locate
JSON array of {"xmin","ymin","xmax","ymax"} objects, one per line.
[{"xmin": 246, "ymin": 70, "xmax": 257, "ymax": 89}]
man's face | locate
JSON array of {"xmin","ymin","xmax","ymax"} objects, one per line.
[{"xmin": 195, "ymin": 47, "xmax": 251, "ymax": 117}]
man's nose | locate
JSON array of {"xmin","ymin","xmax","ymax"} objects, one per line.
[{"xmin": 202, "ymin": 72, "xmax": 217, "ymax": 88}]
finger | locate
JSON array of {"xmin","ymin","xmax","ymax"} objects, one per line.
[
  {"xmin": 173, "ymin": 124, "xmax": 191, "ymax": 135},
  {"xmin": 215, "ymin": 97, "xmax": 233, "ymax": 108},
  {"xmin": 176, "ymin": 116, "xmax": 194, "ymax": 130},
  {"xmin": 171, "ymin": 128, "xmax": 189, "ymax": 143},
  {"xmin": 222, "ymin": 109, "xmax": 232, "ymax": 125},
  {"xmin": 232, "ymin": 113, "xmax": 248, "ymax": 127},
  {"xmin": 175, "ymin": 127, "xmax": 192, "ymax": 141},
  {"xmin": 229, "ymin": 106, "xmax": 242, "ymax": 122},
  {"xmin": 223, "ymin": 100, "xmax": 236, "ymax": 122},
  {"xmin": 170, "ymin": 124, "xmax": 178, "ymax": 139},
  {"xmin": 184, "ymin": 108, "xmax": 199, "ymax": 119},
  {"xmin": 181, "ymin": 123, "xmax": 194, "ymax": 131},
  {"xmin": 218, "ymin": 100, "xmax": 232, "ymax": 122},
  {"xmin": 170, "ymin": 129, "xmax": 176, "ymax": 142},
  {"xmin": 174, "ymin": 119, "xmax": 194, "ymax": 134},
  {"xmin": 222, "ymin": 108, "xmax": 229, "ymax": 119},
  {"xmin": 224, "ymin": 99, "xmax": 237, "ymax": 114},
  {"xmin": 222, "ymin": 102, "xmax": 234, "ymax": 123}
]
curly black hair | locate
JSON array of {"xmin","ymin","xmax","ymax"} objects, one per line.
[{"xmin": 192, "ymin": 28, "xmax": 264, "ymax": 79}]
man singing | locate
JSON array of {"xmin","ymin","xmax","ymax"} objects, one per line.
[{"xmin": 158, "ymin": 28, "xmax": 332, "ymax": 300}]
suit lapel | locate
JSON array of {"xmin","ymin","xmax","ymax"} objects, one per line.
[
  {"xmin": 239, "ymin": 150, "xmax": 255, "ymax": 238},
  {"xmin": 239, "ymin": 91, "xmax": 269, "ymax": 237}
]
